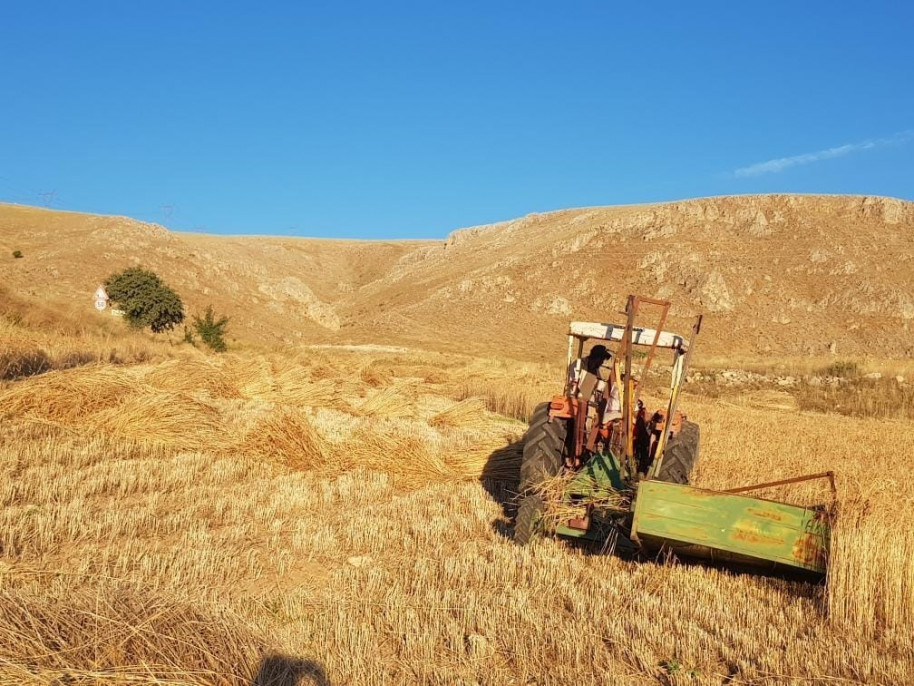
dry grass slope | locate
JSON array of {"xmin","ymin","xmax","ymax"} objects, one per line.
[{"xmin": 3, "ymin": 194, "xmax": 914, "ymax": 359}]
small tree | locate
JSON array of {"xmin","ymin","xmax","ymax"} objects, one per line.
[
  {"xmin": 12, "ymin": 250, "xmax": 23, "ymax": 259},
  {"xmin": 105, "ymin": 267, "xmax": 185, "ymax": 333},
  {"xmin": 193, "ymin": 305, "xmax": 229, "ymax": 353}
]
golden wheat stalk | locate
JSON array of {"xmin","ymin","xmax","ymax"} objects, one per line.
[
  {"xmin": 429, "ymin": 398, "xmax": 487, "ymax": 429},
  {"xmin": 356, "ymin": 383, "xmax": 415, "ymax": 418},
  {"xmin": 529, "ymin": 472, "xmax": 631, "ymax": 528},
  {"xmin": 90, "ymin": 391, "xmax": 224, "ymax": 451},
  {"xmin": 0, "ymin": 586, "xmax": 264, "ymax": 686},
  {"xmin": 241, "ymin": 407, "xmax": 330, "ymax": 472}
]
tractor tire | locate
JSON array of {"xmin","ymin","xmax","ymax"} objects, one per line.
[
  {"xmin": 515, "ymin": 402, "xmax": 568, "ymax": 545},
  {"xmin": 655, "ymin": 420, "xmax": 700, "ymax": 484},
  {"xmin": 514, "ymin": 494, "xmax": 547, "ymax": 546}
]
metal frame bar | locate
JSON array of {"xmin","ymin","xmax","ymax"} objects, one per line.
[
  {"xmin": 723, "ymin": 471, "xmax": 837, "ymax": 496},
  {"xmin": 640, "ymin": 302, "xmax": 670, "ymax": 382},
  {"xmin": 620, "ymin": 296, "xmax": 637, "ymax": 478},
  {"xmin": 567, "ymin": 324, "xmax": 685, "ymax": 351},
  {"xmin": 648, "ymin": 313, "xmax": 703, "ymax": 480},
  {"xmin": 564, "ymin": 335, "xmax": 586, "ymax": 392},
  {"xmin": 631, "ymin": 299, "xmax": 671, "ymax": 418}
]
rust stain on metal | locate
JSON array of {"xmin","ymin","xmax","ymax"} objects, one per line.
[
  {"xmin": 746, "ymin": 508, "xmax": 786, "ymax": 522},
  {"xmin": 566, "ymin": 517, "xmax": 590, "ymax": 531},
  {"xmin": 793, "ymin": 533, "xmax": 828, "ymax": 569},
  {"xmin": 732, "ymin": 529, "xmax": 784, "ymax": 546},
  {"xmin": 678, "ymin": 489, "xmax": 715, "ymax": 500}
]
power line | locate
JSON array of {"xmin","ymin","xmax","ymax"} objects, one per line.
[{"xmin": 38, "ymin": 190, "xmax": 58, "ymax": 207}]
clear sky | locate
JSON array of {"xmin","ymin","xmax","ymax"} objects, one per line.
[{"xmin": 1, "ymin": 1, "xmax": 912, "ymax": 239}]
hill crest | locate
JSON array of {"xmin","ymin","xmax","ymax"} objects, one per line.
[{"xmin": 1, "ymin": 194, "xmax": 912, "ymax": 359}]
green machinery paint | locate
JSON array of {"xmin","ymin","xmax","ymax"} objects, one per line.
[
  {"xmin": 632, "ymin": 480, "xmax": 830, "ymax": 576},
  {"xmin": 552, "ymin": 450, "xmax": 831, "ymax": 576},
  {"xmin": 554, "ymin": 451, "xmax": 627, "ymax": 541}
]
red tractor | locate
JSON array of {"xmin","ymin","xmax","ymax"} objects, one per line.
[
  {"xmin": 513, "ymin": 295, "xmax": 831, "ymax": 580},
  {"xmin": 515, "ymin": 295, "xmax": 700, "ymax": 544}
]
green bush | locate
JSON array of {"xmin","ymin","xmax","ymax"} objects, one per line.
[
  {"xmin": 105, "ymin": 267, "xmax": 185, "ymax": 333},
  {"xmin": 12, "ymin": 250, "xmax": 23, "ymax": 259},
  {"xmin": 820, "ymin": 360, "xmax": 859, "ymax": 378},
  {"xmin": 193, "ymin": 305, "xmax": 229, "ymax": 353}
]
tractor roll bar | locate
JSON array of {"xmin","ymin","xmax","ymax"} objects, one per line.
[{"xmin": 568, "ymin": 322, "xmax": 688, "ymax": 351}]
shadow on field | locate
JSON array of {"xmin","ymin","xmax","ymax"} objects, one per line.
[
  {"xmin": 479, "ymin": 440, "xmax": 524, "ymax": 540},
  {"xmin": 252, "ymin": 654, "xmax": 330, "ymax": 686},
  {"xmin": 0, "ymin": 348, "xmax": 100, "ymax": 381}
]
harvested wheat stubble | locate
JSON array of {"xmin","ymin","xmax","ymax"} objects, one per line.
[
  {"xmin": 453, "ymin": 377, "xmax": 550, "ymax": 422},
  {"xmin": 356, "ymin": 382, "xmax": 415, "ymax": 418},
  {"xmin": 450, "ymin": 439, "xmax": 523, "ymax": 481},
  {"xmin": 429, "ymin": 423, "xmax": 525, "ymax": 480},
  {"xmin": 429, "ymin": 397, "xmax": 487, "ymax": 429},
  {"xmin": 337, "ymin": 418, "xmax": 523, "ymax": 487},
  {"xmin": 0, "ymin": 367, "xmax": 142, "ymax": 424},
  {"xmin": 226, "ymin": 355, "xmax": 276, "ymax": 400},
  {"xmin": 4, "ymin": 298, "xmax": 914, "ymax": 684},
  {"xmin": 91, "ymin": 391, "xmax": 225, "ymax": 451},
  {"xmin": 235, "ymin": 395, "xmax": 517, "ymax": 487},
  {"xmin": 270, "ymin": 373, "xmax": 338, "ymax": 407},
  {"xmin": 383, "ymin": 363, "xmax": 450, "ymax": 384},
  {"xmin": 0, "ymin": 585, "xmax": 266, "ymax": 686},
  {"xmin": 143, "ymin": 357, "xmax": 239, "ymax": 399},
  {"xmin": 341, "ymin": 420, "xmax": 455, "ymax": 487},
  {"xmin": 307, "ymin": 352, "xmax": 353, "ymax": 381},
  {"xmin": 359, "ymin": 363, "xmax": 393, "ymax": 387},
  {"xmin": 242, "ymin": 407, "xmax": 330, "ymax": 472}
]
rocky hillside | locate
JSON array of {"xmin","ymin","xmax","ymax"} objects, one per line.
[
  {"xmin": 2, "ymin": 195, "xmax": 912, "ymax": 360},
  {"xmin": 0, "ymin": 204, "xmax": 424, "ymax": 346},
  {"xmin": 341, "ymin": 194, "xmax": 914, "ymax": 359}
]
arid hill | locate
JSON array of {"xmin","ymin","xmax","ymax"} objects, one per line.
[
  {"xmin": 0, "ymin": 203, "xmax": 425, "ymax": 346},
  {"xmin": 2, "ymin": 194, "xmax": 912, "ymax": 359}
]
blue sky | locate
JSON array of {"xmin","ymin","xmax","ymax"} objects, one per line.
[{"xmin": 1, "ymin": 1, "xmax": 912, "ymax": 239}]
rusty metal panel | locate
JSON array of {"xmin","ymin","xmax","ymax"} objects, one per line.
[{"xmin": 631, "ymin": 480, "xmax": 829, "ymax": 575}]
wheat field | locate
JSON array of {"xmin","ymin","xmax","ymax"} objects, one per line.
[{"xmin": 1, "ymin": 313, "xmax": 913, "ymax": 685}]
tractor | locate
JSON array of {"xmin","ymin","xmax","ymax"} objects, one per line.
[{"xmin": 515, "ymin": 295, "xmax": 833, "ymax": 577}]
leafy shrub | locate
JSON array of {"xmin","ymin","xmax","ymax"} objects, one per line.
[
  {"xmin": 105, "ymin": 267, "xmax": 185, "ymax": 333},
  {"xmin": 12, "ymin": 250, "xmax": 23, "ymax": 259},
  {"xmin": 820, "ymin": 360, "xmax": 859, "ymax": 378},
  {"xmin": 193, "ymin": 305, "xmax": 229, "ymax": 353}
]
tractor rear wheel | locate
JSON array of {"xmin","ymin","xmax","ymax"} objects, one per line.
[
  {"xmin": 655, "ymin": 420, "xmax": 700, "ymax": 484},
  {"xmin": 515, "ymin": 402, "xmax": 568, "ymax": 545}
]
